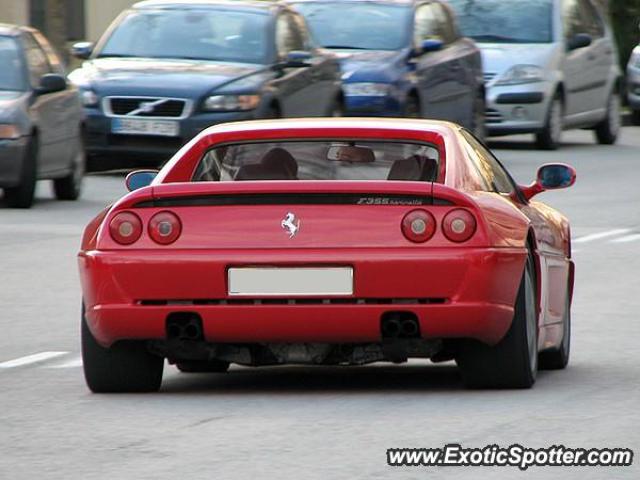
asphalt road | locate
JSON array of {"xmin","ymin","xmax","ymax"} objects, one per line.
[{"xmin": 1, "ymin": 128, "xmax": 639, "ymax": 479}]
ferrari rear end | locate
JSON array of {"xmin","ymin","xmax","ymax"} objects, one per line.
[{"xmin": 78, "ymin": 129, "xmax": 529, "ymax": 391}]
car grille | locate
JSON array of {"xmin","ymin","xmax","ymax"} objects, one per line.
[
  {"xmin": 105, "ymin": 97, "xmax": 191, "ymax": 118},
  {"xmin": 483, "ymin": 72, "xmax": 497, "ymax": 83},
  {"xmin": 485, "ymin": 108, "xmax": 503, "ymax": 124}
]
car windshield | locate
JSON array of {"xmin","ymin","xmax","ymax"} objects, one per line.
[
  {"xmin": 0, "ymin": 36, "xmax": 26, "ymax": 91},
  {"xmin": 97, "ymin": 9, "xmax": 269, "ymax": 63},
  {"xmin": 294, "ymin": 2, "xmax": 411, "ymax": 50},
  {"xmin": 193, "ymin": 141, "xmax": 440, "ymax": 182},
  {"xmin": 447, "ymin": 0, "xmax": 553, "ymax": 44}
]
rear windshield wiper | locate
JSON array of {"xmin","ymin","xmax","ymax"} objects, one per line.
[
  {"xmin": 469, "ymin": 34, "xmax": 531, "ymax": 43},
  {"xmin": 321, "ymin": 45, "xmax": 371, "ymax": 50}
]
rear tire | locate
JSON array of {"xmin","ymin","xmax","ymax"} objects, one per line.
[
  {"xmin": 538, "ymin": 289, "xmax": 571, "ymax": 370},
  {"xmin": 53, "ymin": 138, "xmax": 85, "ymax": 200},
  {"xmin": 594, "ymin": 92, "xmax": 620, "ymax": 145},
  {"xmin": 405, "ymin": 95, "xmax": 421, "ymax": 118},
  {"xmin": 536, "ymin": 94, "xmax": 563, "ymax": 150},
  {"xmin": 632, "ymin": 110, "xmax": 640, "ymax": 126},
  {"xmin": 456, "ymin": 252, "xmax": 538, "ymax": 389},
  {"xmin": 81, "ymin": 304, "xmax": 164, "ymax": 393},
  {"xmin": 176, "ymin": 360, "xmax": 230, "ymax": 373},
  {"xmin": 472, "ymin": 94, "xmax": 487, "ymax": 142},
  {"xmin": 4, "ymin": 138, "xmax": 37, "ymax": 208}
]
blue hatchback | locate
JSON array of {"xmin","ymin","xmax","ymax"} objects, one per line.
[{"xmin": 291, "ymin": 0, "xmax": 485, "ymax": 136}]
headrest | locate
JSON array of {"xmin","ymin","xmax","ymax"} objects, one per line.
[{"xmin": 387, "ymin": 156, "xmax": 437, "ymax": 181}]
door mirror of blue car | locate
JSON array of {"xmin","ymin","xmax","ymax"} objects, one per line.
[
  {"xmin": 37, "ymin": 74, "xmax": 67, "ymax": 95},
  {"xmin": 567, "ymin": 33, "xmax": 592, "ymax": 51},
  {"xmin": 126, "ymin": 170, "xmax": 159, "ymax": 192},
  {"xmin": 71, "ymin": 42, "xmax": 94, "ymax": 60},
  {"xmin": 521, "ymin": 163, "xmax": 576, "ymax": 200},
  {"xmin": 284, "ymin": 50, "xmax": 313, "ymax": 67}
]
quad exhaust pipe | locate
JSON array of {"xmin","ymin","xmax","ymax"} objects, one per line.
[
  {"xmin": 381, "ymin": 312, "xmax": 421, "ymax": 339},
  {"xmin": 166, "ymin": 312, "xmax": 204, "ymax": 341}
]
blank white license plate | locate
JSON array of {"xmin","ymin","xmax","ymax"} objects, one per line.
[
  {"xmin": 228, "ymin": 267, "xmax": 354, "ymax": 297},
  {"xmin": 112, "ymin": 118, "xmax": 179, "ymax": 137}
]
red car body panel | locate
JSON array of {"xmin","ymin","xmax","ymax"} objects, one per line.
[{"xmin": 79, "ymin": 119, "xmax": 573, "ymax": 353}]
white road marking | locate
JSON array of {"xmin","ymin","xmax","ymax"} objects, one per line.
[
  {"xmin": 0, "ymin": 351, "xmax": 68, "ymax": 368},
  {"xmin": 573, "ymin": 229, "xmax": 632, "ymax": 244},
  {"xmin": 610, "ymin": 233, "xmax": 640, "ymax": 244},
  {"xmin": 47, "ymin": 356, "xmax": 83, "ymax": 369}
]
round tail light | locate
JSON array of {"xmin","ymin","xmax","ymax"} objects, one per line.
[
  {"xmin": 109, "ymin": 212, "xmax": 143, "ymax": 245},
  {"xmin": 148, "ymin": 211, "xmax": 182, "ymax": 245},
  {"xmin": 442, "ymin": 209, "xmax": 477, "ymax": 243},
  {"xmin": 401, "ymin": 209, "xmax": 436, "ymax": 243}
]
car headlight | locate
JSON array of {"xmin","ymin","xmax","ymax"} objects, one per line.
[
  {"xmin": 203, "ymin": 95, "xmax": 261, "ymax": 112},
  {"xmin": 0, "ymin": 124, "xmax": 20, "ymax": 140},
  {"xmin": 80, "ymin": 90, "xmax": 99, "ymax": 107},
  {"xmin": 495, "ymin": 65, "xmax": 544, "ymax": 86},
  {"xmin": 343, "ymin": 82, "xmax": 390, "ymax": 97}
]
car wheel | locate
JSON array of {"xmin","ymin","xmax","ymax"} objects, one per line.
[
  {"xmin": 632, "ymin": 110, "xmax": 640, "ymax": 126},
  {"xmin": 405, "ymin": 95, "xmax": 421, "ymax": 118},
  {"xmin": 176, "ymin": 360, "xmax": 230, "ymax": 373},
  {"xmin": 329, "ymin": 100, "xmax": 344, "ymax": 117},
  {"xmin": 263, "ymin": 105, "xmax": 281, "ymax": 119},
  {"xmin": 594, "ymin": 92, "xmax": 621, "ymax": 145},
  {"xmin": 4, "ymin": 137, "xmax": 37, "ymax": 208},
  {"xmin": 538, "ymin": 287, "xmax": 571, "ymax": 370},
  {"xmin": 536, "ymin": 94, "xmax": 563, "ymax": 150},
  {"xmin": 472, "ymin": 95, "xmax": 487, "ymax": 142},
  {"xmin": 456, "ymin": 252, "xmax": 538, "ymax": 389},
  {"xmin": 53, "ymin": 139, "xmax": 85, "ymax": 200},
  {"xmin": 81, "ymin": 303, "xmax": 164, "ymax": 393}
]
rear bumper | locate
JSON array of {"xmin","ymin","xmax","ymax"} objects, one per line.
[{"xmin": 79, "ymin": 247, "xmax": 527, "ymax": 347}]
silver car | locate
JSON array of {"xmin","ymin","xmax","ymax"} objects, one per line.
[
  {"xmin": 627, "ymin": 43, "xmax": 640, "ymax": 125},
  {"xmin": 448, "ymin": 0, "xmax": 621, "ymax": 149}
]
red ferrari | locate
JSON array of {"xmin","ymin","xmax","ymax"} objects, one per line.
[{"xmin": 78, "ymin": 119, "xmax": 575, "ymax": 392}]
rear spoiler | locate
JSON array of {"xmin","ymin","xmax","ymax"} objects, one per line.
[{"xmin": 113, "ymin": 181, "xmax": 478, "ymax": 210}]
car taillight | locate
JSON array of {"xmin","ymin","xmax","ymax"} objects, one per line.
[
  {"xmin": 442, "ymin": 209, "xmax": 477, "ymax": 243},
  {"xmin": 401, "ymin": 209, "xmax": 436, "ymax": 243},
  {"xmin": 109, "ymin": 212, "xmax": 143, "ymax": 245},
  {"xmin": 148, "ymin": 211, "xmax": 182, "ymax": 245}
]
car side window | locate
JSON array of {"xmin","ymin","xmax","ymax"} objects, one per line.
[
  {"xmin": 291, "ymin": 13, "xmax": 313, "ymax": 51},
  {"xmin": 414, "ymin": 4, "xmax": 441, "ymax": 46},
  {"xmin": 275, "ymin": 13, "xmax": 304, "ymax": 60},
  {"xmin": 22, "ymin": 32, "xmax": 52, "ymax": 88},
  {"xmin": 31, "ymin": 30, "xmax": 65, "ymax": 75},
  {"xmin": 434, "ymin": 3, "xmax": 458, "ymax": 44},
  {"xmin": 578, "ymin": 0, "xmax": 604, "ymax": 38},
  {"xmin": 461, "ymin": 130, "xmax": 515, "ymax": 195},
  {"xmin": 563, "ymin": 0, "xmax": 587, "ymax": 40}
]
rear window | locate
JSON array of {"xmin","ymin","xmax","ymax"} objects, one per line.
[{"xmin": 192, "ymin": 141, "xmax": 440, "ymax": 182}]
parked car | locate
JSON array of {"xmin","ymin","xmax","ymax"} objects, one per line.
[
  {"xmin": 289, "ymin": 0, "xmax": 486, "ymax": 137},
  {"xmin": 68, "ymin": 0, "xmax": 342, "ymax": 171},
  {"xmin": 0, "ymin": 24, "xmax": 84, "ymax": 208},
  {"xmin": 627, "ymin": 43, "xmax": 640, "ymax": 125},
  {"xmin": 447, "ymin": 0, "xmax": 622, "ymax": 149},
  {"xmin": 78, "ymin": 118, "xmax": 575, "ymax": 392}
]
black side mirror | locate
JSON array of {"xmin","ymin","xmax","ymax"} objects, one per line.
[
  {"xmin": 71, "ymin": 41, "xmax": 94, "ymax": 60},
  {"xmin": 567, "ymin": 33, "xmax": 592, "ymax": 51},
  {"xmin": 37, "ymin": 74, "xmax": 67, "ymax": 95},
  {"xmin": 410, "ymin": 38, "xmax": 444, "ymax": 58},
  {"xmin": 279, "ymin": 50, "xmax": 312, "ymax": 68},
  {"xmin": 126, "ymin": 170, "xmax": 159, "ymax": 192}
]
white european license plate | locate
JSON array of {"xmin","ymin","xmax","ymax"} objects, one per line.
[
  {"xmin": 228, "ymin": 267, "xmax": 354, "ymax": 297},
  {"xmin": 112, "ymin": 118, "xmax": 179, "ymax": 137}
]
